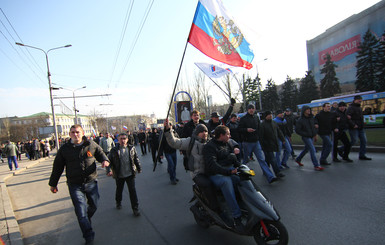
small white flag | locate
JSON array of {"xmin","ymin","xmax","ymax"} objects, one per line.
[{"xmin": 195, "ymin": 62, "xmax": 232, "ymax": 79}]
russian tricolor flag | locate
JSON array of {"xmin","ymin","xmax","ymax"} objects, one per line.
[
  {"xmin": 188, "ymin": 0, "xmax": 254, "ymax": 70},
  {"xmin": 123, "ymin": 126, "xmax": 128, "ymax": 131}
]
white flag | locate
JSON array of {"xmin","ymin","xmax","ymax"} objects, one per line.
[{"xmin": 195, "ymin": 62, "xmax": 232, "ymax": 79}]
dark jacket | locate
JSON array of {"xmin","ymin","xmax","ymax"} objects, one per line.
[
  {"xmin": 346, "ymin": 102, "xmax": 364, "ymax": 129},
  {"xmin": 203, "ymin": 138, "xmax": 240, "ymax": 176},
  {"xmin": 333, "ymin": 108, "xmax": 353, "ymax": 131},
  {"xmin": 315, "ymin": 110, "xmax": 336, "ymax": 135},
  {"xmin": 49, "ymin": 137, "xmax": 108, "ymax": 186},
  {"xmin": 226, "ymin": 120, "xmax": 241, "ymax": 143},
  {"xmin": 181, "ymin": 119, "xmax": 207, "ymax": 138},
  {"xmin": 273, "ymin": 117, "xmax": 291, "ymax": 137},
  {"xmin": 295, "ymin": 106, "xmax": 317, "ymax": 138},
  {"xmin": 138, "ymin": 132, "xmax": 146, "ymax": 143},
  {"xmin": 259, "ymin": 119, "xmax": 284, "ymax": 152},
  {"xmin": 159, "ymin": 129, "xmax": 177, "ymax": 154},
  {"xmin": 238, "ymin": 112, "xmax": 260, "ymax": 142},
  {"xmin": 283, "ymin": 113, "xmax": 296, "ymax": 136},
  {"xmin": 207, "ymin": 105, "xmax": 233, "ymax": 135},
  {"xmin": 107, "ymin": 144, "xmax": 141, "ymax": 179},
  {"xmin": 149, "ymin": 131, "xmax": 160, "ymax": 148}
]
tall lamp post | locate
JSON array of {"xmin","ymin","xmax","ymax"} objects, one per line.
[
  {"xmin": 254, "ymin": 58, "xmax": 268, "ymax": 111},
  {"xmin": 59, "ymin": 86, "xmax": 87, "ymax": 124},
  {"xmin": 15, "ymin": 42, "xmax": 72, "ymax": 150}
]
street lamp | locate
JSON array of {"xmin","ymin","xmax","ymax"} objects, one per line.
[
  {"xmin": 254, "ymin": 58, "xmax": 268, "ymax": 111},
  {"xmin": 59, "ymin": 86, "xmax": 87, "ymax": 124},
  {"xmin": 15, "ymin": 42, "xmax": 72, "ymax": 150}
]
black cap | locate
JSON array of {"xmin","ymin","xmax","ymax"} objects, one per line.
[
  {"xmin": 247, "ymin": 104, "xmax": 255, "ymax": 110},
  {"xmin": 264, "ymin": 110, "xmax": 272, "ymax": 118},
  {"xmin": 211, "ymin": 112, "xmax": 220, "ymax": 118},
  {"xmin": 276, "ymin": 110, "xmax": 283, "ymax": 115},
  {"xmin": 230, "ymin": 113, "xmax": 237, "ymax": 118},
  {"xmin": 354, "ymin": 95, "xmax": 362, "ymax": 100},
  {"xmin": 285, "ymin": 108, "xmax": 291, "ymax": 111},
  {"xmin": 194, "ymin": 124, "xmax": 208, "ymax": 135},
  {"xmin": 338, "ymin": 101, "xmax": 347, "ymax": 107}
]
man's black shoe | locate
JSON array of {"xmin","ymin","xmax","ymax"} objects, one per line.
[
  {"xmin": 320, "ymin": 162, "xmax": 331, "ymax": 165},
  {"xmin": 116, "ymin": 202, "xmax": 122, "ymax": 210},
  {"xmin": 337, "ymin": 148, "xmax": 344, "ymax": 158},
  {"xmin": 233, "ymin": 217, "xmax": 246, "ymax": 234},
  {"xmin": 343, "ymin": 158, "xmax": 353, "ymax": 162},
  {"xmin": 269, "ymin": 177, "xmax": 278, "ymax": 184},
  {"xmin": 333, "ymin": 158, "xmax": 342, "ymax": 162},
  {"xmin": 277, "ymin": 173, "xmax": 285, "ymax": 178},
  {"xmin": 133, "ymin": 208, "xmax": 141, "ymax": 216},
  {"xmin": 359, "ymin": 156, "xmax": 372, "ymax": 160}
]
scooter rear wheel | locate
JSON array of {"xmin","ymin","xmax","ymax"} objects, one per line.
[
  {"xmin": 191, "ymin": 203, "xmax": 210, "ymax": 229},
  {"xmin": 253, "ymin": 220, "xmax": 288, "ymax": 245}
]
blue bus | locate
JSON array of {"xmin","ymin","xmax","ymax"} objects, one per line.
[{"xmin": 297, "ymin": 91, "xmax": 385, "ymax": 127}]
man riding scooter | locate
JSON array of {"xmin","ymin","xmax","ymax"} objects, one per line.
[{"xmin": 203, "ymin": 125, "xmax": 245, "ymax": 233}]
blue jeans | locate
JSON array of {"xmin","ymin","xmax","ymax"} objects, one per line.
[
  {"xmin": 243, "ymin": 141, "xmax": 275, "ymax": 182},
  {"xmin": 296, "ymin": 137, "xmax": 319, "ymax": 167},
  {"xmin": 67, "ymin": 181, "xmax": 99, "ymax": 242},
  {"xmin": 7, "ymin": 156, "xmax": 18, "ymax": 170},
  {"xmin": 165, "ymin": 152, "xmax": 177, "ymax": 181},
  {"xmin": 209, "ymin": 174, "xmax": 241, "ymax": 218},
  {"xmin": 349, "ymin": 129, "xmax": 367, "ymax": 158},
  {"xmin": 319, "ymin": 134, "xmax": 332, "ymax": 163},
  {"xmin": 276, "ymin": 136, "xmax": 292, "ymax": 166}
]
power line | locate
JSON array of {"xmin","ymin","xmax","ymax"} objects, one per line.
[
  {"xmin": 107, "ymin": 0, "xmax": 135, "ymax": 89},
  {"xmin": 115, "ymin": 0, "xmax": 155, "ymax": 87}
]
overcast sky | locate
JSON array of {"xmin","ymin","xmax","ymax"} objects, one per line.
[{"xmin": 0, "ymin": 0, "xmax": 381, "ymax": 118}]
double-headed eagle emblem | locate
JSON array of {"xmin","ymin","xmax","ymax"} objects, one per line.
[{"xmin": 212, "ymin": 16, "xmax": 244, "ymax": 55}]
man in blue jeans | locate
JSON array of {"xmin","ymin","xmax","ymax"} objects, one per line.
[
  {"xmin": 49, "ymin": 124, "xmax": 109, "ymax": 245},
  {"xmin": 203, "ymin": 125, "xmax": 244, "ymax": 233},
  {"xmin": 238, "ymin": 104, "xmax": 278, "ymax": 183},
  {"xmin": 295, "ymin": 106, "xmax": 324, "ymax": 171},
  {"xmin": 315, "ymin": 103, "xmax": 337, "ymax": 165},
  {"xmin": 346, "ymin": 95, "xmax": 371, "ymax": 160}
]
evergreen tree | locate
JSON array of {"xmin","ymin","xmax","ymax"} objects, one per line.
[
  {"xmin": 376, "ymin": 30, "xmax": 385, "ymax": 91},
  {"xmin": 261, "ymin": 79, "xmax": 279, "ymax": 111},
  {"xmin": 244, "ymin": 75, "xmax": 259, "ymax": 106},
  {"xmin": 298, "ymin": 71, "xmax": 319, "ymax": 104},
  {"xmin": 320, "ymin": 53, "xmax": 341, "ymax": 98},
  {"xmin": 280, "ymin": 76, "xmax": 299, "ymax": 110},
  {"xmin": 356, "ymin": 29, "xmax": 379, "ymax": 92}
]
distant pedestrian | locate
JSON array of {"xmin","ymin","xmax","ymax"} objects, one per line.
[
  {"xmin": 99, "ymin": 133, "xmax": 115, "ymax": 155},
  {"xmin": 49, "ymin": 124, "xmax": 109, "ymax": 245},
  {"xmin": 107, "ymin": 133, "xmax": 141, "ymax": 216},
  {"xmin": 16, "ymin": 141, "xmax": 22, "ymax": 161},
  {"xmin": 332, "ymin": 102, "xmax": 353, "ymax": 162},
  {"xmin": 283, "ymin": 108, "xmax": 297, "ymax": 159},
  {"xmin": 295, "ymin": 106, "xmax": 324, "ymax": 171},
  {"xmin": 159, "ymin": 122, "xmax": 179, "ymax": 185},
  {"xmin": 4, "ymin": 141, "xmax": 19, "ymax": 170},
  {"xmin": 346, "ymin": 95, "xmax": 371, "ymax": 160},
  {"xmin": 273, "ymin": 110, "xmax": 293, "ymax": 168},
  {"xmin": 138, "ymin": 129, "xmax": 147, "ymax": 155},
  {"xmin": 315, "ymin": 103, "xmax": 336, "ymax": 165}
]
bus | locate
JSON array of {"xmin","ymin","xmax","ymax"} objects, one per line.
[{"xmin": 297, "ymin": 91, "xmax": 385, "ymax": 127}]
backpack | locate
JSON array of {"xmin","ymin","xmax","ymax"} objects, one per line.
[{"xmin": 183, "ymin": 137, "xmax": 196, "ymax": 171}]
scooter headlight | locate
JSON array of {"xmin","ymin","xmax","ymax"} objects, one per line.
[{"xmin": 248, "ymin": 169, "xmax": 255, "ymax": 176}]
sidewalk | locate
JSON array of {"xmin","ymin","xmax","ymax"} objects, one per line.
[{"xmin": 0, "ymin": 152, "xmax": 54, "ymax": 245}]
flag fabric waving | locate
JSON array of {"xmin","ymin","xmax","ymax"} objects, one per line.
[
  {"xmin": 188, "ymin": 0, "xmax": 254, "ymax": 70},
  {"xmin": 195, "ymin": 62, "xmax": 232, "ymax": 78},
  {"xmin": 123, "ymin": 126, "xmax": 128, "ymax": 131}
]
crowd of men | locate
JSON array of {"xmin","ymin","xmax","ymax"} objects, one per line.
[{"xmin": 41, "ymin": 94, "xmax": 372, "ymax": 244}]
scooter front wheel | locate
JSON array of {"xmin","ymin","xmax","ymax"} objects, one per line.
[{"xmin": 253, "ymin": 220, "xmax": 288, "ymax": 245}]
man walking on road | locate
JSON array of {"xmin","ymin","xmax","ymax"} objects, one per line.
[
  {"xmin": 99, "ymin": 133, "xmax": 115, "ymax": 155},
  {"xmin": 3, "ymin": 140, "xmax": 19, "ymax": 171},
  {"xmin": 49, "ymin": 124, "xmax": 109, "ymax": 245},
  {"xmin": 107, "ymin": 133, "xmax": 142, "ymax": 216},
  {"xmin": 315, "ymin": 103, "xmax": 336, "ymax": 165}
]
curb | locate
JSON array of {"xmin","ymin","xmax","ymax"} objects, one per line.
[{"xmin": 1, "ymin": 157, "xmax": 52, "ymax": 245}]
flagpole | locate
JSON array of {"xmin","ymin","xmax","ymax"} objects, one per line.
[{"xmin": 154, "ymin": 1, "xmax": 200, "ymax": 172}]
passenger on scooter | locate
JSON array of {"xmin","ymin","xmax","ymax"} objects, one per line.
[
  {"xmin": 203, "ymin": 125, "xmax": 245, "ymax": 232},
  {"xmin": 163, "ymin": 119, "xmax": 220, "ymax": 212}
]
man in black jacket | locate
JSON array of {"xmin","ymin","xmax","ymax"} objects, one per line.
[
  {"xmin": 295, "ymin": 106, "xmax": 324, "ymax": 171},
  {"xmin": 315, "ymin": 103, "xmax": 336, "ymax": 165},
  {"xmin": 206, "ymin": 98, "xmax": 235, "ymax": 136},
  {"xmin": 332, "ymin": 102, "xmax": 353, "ymax": 162},
  {"xmin": 181, "ymin": 109, "xmax": 207, "ymax": 138},
  {"xmin": 347, "ymin": 95, "xmax": 371, "ymax": 160},
  {"xmin": 260, "ymin": 111, "xmax": 285, "ymax": 178},
  {"xmin": 49, "ymin": 124, "xmax": 109, "ymax": 245},
  {"xmin": 107, "ymin": 133, "xmax": 142, "ymax": 216},
  {"xmin": 138, "ymin": 129, "xmax": 147, "ymax": 155},
  {"xmin": 203, "ymin": 125, "xmax": 244, "ymax": 232},
  {"xmin": 238, "ymin": 104, "xmax": 277, "ymax": 183}
]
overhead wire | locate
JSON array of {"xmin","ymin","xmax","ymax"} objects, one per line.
[
  {"xmin": 107, "ymin": 0, "xmax": 135, "ymax": 89},
  {"xmin": 115, "ymin": 0, "xmax": 155, "ymax": 87}
]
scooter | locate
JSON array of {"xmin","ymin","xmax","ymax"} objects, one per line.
[{"xmin": 189, "ymin": 164, "xmax": 289, "ymax": 245}]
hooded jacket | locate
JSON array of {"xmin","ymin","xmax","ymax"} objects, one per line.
[{"xmin": 295, "ymin": 106, "xmax": 317, "ymax": 138}]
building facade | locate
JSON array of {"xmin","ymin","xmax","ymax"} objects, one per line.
[{"xmin": 307, "ymin": 0, "xmax": 385, "ymax": 87}]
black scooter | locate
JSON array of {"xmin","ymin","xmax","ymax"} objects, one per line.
[{"xmin": 189, "ymin": 165, "xmax": 289, "ymax": 245}]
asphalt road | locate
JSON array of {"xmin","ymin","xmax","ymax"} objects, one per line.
[{"xmin": 5, "ymin": 148, "xmax": 385, "ymax": 245}]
